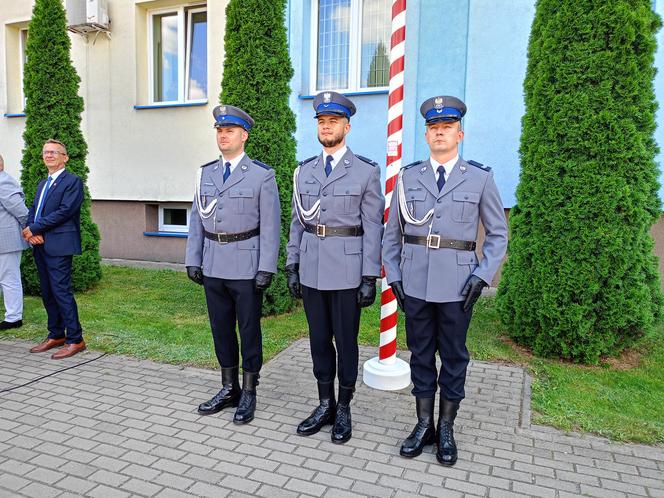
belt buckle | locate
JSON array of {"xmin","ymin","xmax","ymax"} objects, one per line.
[
  {"xmin": 427, "ymin": 234, "xmax": 440, "ymax": 249},
  {"xmin": 216, "ymin": 232, "xmax": 228, "ymax": 244},
  {"xmin": 316, "ymin": 224, "xmax": 326, "ymax": 238}
]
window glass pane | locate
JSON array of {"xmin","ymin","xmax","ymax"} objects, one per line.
[
  {"xmin": 20, "ymin": 29, "xmax": 28, "ymax": 108},
  {"xmin": 360, "ymin": 0, "xmax": 390, "ymax": 88},
  {"xmin": 163, "ymin": 208, "xmax": 187, "ymax": 226},
  {"xmin": 186, "ymin": 10, "xmax": 207, "ymax": 100},
  {"xmin": 316, "ymin": 0, "xmax": 351, "ymax": 90},
  {"xmin": 153, "ymin": 13, "xmax": 179, "ymax": 102}
]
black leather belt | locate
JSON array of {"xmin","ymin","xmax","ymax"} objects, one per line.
[
  {"xmin": 304, "ymin": 223, "xmax": 363, "ymax": 237},
  {"xmin": 204, "ymin": 227, "xmax": 259, "ymax": 244},
  {"xmin": 404, "ymin": 234, "xmax": 476, "ymax": 250}
]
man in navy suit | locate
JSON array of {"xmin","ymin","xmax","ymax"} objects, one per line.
[{"xmin": 24, "ymin": 139, "xmax": 85, "ymax": 359}]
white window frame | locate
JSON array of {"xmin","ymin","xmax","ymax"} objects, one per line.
[
  {"xmin": 309, "ymin": 0, "xmax": 390, "ymax": 93},
  {"xmin": 147, "ymin": 4, "xmax": 207, "ymax": 105},
  {"xmin": 158, "ymin": 204, "xmax": 191, "ymax": 233},
  {"xmin": 19, "ymin": 28, "xmax": 28, "ymax": 110}
]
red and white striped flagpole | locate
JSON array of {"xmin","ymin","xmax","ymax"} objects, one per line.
[{"xmin": 364, "ymin": 0, "xmax": 410, "ymax": 391}]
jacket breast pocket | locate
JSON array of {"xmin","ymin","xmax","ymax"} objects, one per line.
[
  {"xmin": 452, "ymin": 191, "xmax": 480, "ymax": 223},
  {"xmin": 405, "ymin": 188, "xmax": 427, "ymax": 219},
  {"xmin": 300, "ymin": 182, "xmax": 321, "ymax": 210},
  {"xmin": 199, "ymin": 186, "xmax": 217, "ymax": 209},
  {"xmin": 229, "ymin": 187, "xmax": 254, "ymax": 213},
  {"xmin": 334, "ymin": 184, "xmax": 361, "ymax": 213}
]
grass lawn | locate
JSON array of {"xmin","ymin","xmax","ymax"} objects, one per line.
[{"xmin": 2, "ymin": 265, "xmax": 662, "ymax": 444}]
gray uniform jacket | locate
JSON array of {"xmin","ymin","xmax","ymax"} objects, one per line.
[
  {"xmin": 0, "ymin": 171, "xmax": 29, "ymax": 254},
  {"xmin": 382, "ymin": 158, "xmax": 508, "ymax": 303},
  {"xmin": 286, "ymin": 148, "xmax": 384, "ymax": 290},
  {"xmin": 185, "ymin": 154, "xmax": 281, "ymax": 279}
]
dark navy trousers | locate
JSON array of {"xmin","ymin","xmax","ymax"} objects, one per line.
[
  {"xmin": 203, "ymin": 276, "xmax": 263, "ymax": 373},
  {"xmin": 301, "ymin": 285, "xmax": 361, "ymax": 389},
  {"xmin": 403, "ymin": 294, "xmax": 472, "ymax": 401},
  {"xmin": 34, "ymin": 246, "xmax": 83, "ymax": 344}
]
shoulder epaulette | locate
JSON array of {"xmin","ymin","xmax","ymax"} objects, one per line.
[
  {"xmin": 200, "ymin": 159, "xmax": 218, "ymax": 168},
  {"xmin": 298, "ymin": 155, "xmax": 318, "ymax": 166},
  {"xmin": 403, "ymin": 160, "xmax": 424, "ymax": 170},
  {"xmin": 356, "ymin": 154, "xmax": 378, "ymax": 167},
  {"xmin": 468, "ymin": 159, "xmax": 491, "ymax": 172},
  {"xmin": 252, "ymin": 159, "xmax": 272, "ymax": 170}
]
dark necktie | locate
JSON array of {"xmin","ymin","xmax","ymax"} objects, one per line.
[
  {"xmin": 325, "ymin": 155, "xmax": 333, "ymax": 177},
  {"xmin": 35, "ymin": 176, "xmax": 53, "ymax": 221},
  {"xmin": 223, "ymin": 162, "xmax": 231, "ymax": 183},
  {"xmin": 437, "ymin": 165, "xmax": 446, "ymax": 192}
]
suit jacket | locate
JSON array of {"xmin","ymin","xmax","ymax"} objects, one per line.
[
  {"xmin": 286, "ymin": 148, "xmax": 384, "ymax": 290},
  {"xmin": 28, "ymin": 169, "xmax": 84, "ymax": 257},
  {"xmin": 0, "ymin": 171, "xmax": 29, "ymax": 253},
  {"xmin": 382, "ymin": 158, "xmax": 508, "ymax": 303},
  {"xmin": 185, "ymin": 154, "xmax": 281, "ymax": 279}
]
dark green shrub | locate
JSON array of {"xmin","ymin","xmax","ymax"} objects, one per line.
[
  {"xmin": 497, "ymin": 0, "xmax": 662, "ymax": 363},
  {"xmin": 20, "ymin": 0, "xmax": 101, "ymax": 294},
  {"xmin": 220, "ymin": 0, "xmax": 297, "ymax": 315}
]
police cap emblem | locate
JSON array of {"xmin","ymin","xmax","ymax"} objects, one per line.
[
  {"xmin": 323, "ymin": 92, "xmax": 332, "ymax": 103},
  {"xmin": 434, "ymin": 97, "xmax": 444, "ymax": 110}
]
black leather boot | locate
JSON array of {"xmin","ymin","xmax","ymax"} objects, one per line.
[
  {"xmin": 400, "ymin": 397, "xmax": 436, "ymax": 458},
  {"xmin": 436, "ymin": 398, "xmax": 460, "ymax": 466},
  {"xmin": 233, "ymin": 371, "xmax": 259, "ymax": 424},
  {"xmin": 198, "ymin": 366, "xmax": 240, "ymax": 415},
  {"xmin": 331, "ymin": 386, "xmax": 354, "ymax": 444},
  {"xmin": 297, "ymin": 381, "xmax": 336, "ymax": 436}
]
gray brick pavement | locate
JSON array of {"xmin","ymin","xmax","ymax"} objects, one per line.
[{"xmin": 1, "ymin": 338, "xmax": 662, "ymax": 497}]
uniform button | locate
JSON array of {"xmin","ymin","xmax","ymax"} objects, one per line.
[
  {"xmin": 436, "ymin": 214, "xmax": 441, "ymax": 218},
  {"xmin": 346, "ymin": 190, "xmax": 350, "ymax": 194},
  {"xmin": 323, "ymin": 192, "xmax": 328, "ymax": 197},
  {"xmin": 434, "ymin": 230, "xmax": 439, "ymax": 234},
  {"xmin": 437, "ymin": 199, "xmax": 442, "ymax": 203},
  {"xmin": 220, "ymin": 193, "xmax": 224, "ymax": 197},
  {"xmin": 464, "ymin": 195, "xmax": 469, "ymax": 200},
  {"xmin": 322, "ymin": 208, "xmax": 327, "ymax": 212}
]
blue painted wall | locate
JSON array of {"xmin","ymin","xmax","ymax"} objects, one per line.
[
  {"xmin": 287, "ymin": 1, "xmax": 664, "ymax": 208},
  {"xmin": 655, "ymin": 0, "xmax": 664, "ymax": 202}
]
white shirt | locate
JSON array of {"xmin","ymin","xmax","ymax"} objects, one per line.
[
  {"xmin": 322, "ymin": 145, "xmax": 348, "ymax": 172},
  {"xmin": 430, "ymin": 154, "xmax": 459, "ymax": 183},
  {"xmin": 221, "ymin": 153, "xmax": 245, "ymax": 176},
  {"xmin": 35, "ymin": 167, "xmax": 66, "ymax": 215}
]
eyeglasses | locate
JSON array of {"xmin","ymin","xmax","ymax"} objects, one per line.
[{"xmin": 42, "ymin": 151, "xmax": 66, "ymax": 157}]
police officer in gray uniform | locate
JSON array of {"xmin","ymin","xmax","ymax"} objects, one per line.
[
  {"xmin": 382, "ymin": 96, "xmax": 507, "ymax": 465},
  {"xmin": 186, "ymin": 105, "xmax": 281, "ymax": 425},
  {"xmin": 286, "ymin": 91, "xmax": 384, "ymax": 444}
]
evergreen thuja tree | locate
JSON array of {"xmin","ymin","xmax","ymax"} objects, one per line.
[
  {"xmin": 220, "ymin": 0, "xmax": 297, "ymax": 315},
  {"xmin": 20, "ymin": 0, "xmax": 101, "ymax": 293},
  {"xmin": 497, "ymin": 0, "xmax": 662, "ymax": 363}
]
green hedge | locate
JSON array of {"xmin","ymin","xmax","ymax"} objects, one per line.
[
  {"xmin": 220, "ymin": 0, "xmax": 297, "ymax": 315},
  {"xmin": 20, "ymin": 0, "xmax": 101, "ymax": 293},
  {"xmin": 496, "ymin": 0, "xmax": 662, "ymax": 363}
]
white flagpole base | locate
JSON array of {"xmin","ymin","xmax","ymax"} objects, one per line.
[{"xmin": 362, "ymin": 356, "xmax": 411, "ymax": 391}]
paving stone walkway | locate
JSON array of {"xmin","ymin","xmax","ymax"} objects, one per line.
[{"xmin": 0, "ymin": 338, "xmax": 662, "ymax": 497}]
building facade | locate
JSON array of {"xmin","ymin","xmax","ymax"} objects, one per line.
[{"xmin": 2, "ymin": 1, "xmax": 664, "ymax": 275}]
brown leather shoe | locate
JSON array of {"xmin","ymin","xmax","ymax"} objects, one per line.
[
  {"xmin": 51, "ymin": 341, "xmax": 86, "ymax": 359},
  {"xmin": 30, "ymin": 338, "xmax": 65, "ymax": 353}
]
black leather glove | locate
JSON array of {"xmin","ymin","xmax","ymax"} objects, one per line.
[
  {"xmin": 186, "ymin": 266, "xmax": 204, "ymax": 285},
  {"xmin": 285, "ymin": 264, "xmax": 302, "ymax": 299},
  {"xmin": 461, "ymin": 274, "xmax": 487, "ymax": 312},
  {"xmin": 357, "ymin": 276, "xmax": 377, "ymax": 308},
  {"xmin": 390, "ymin": 281, "xmax": 405, "ymax": 311},
  {"xmin": 254, "ymin": 271, "xmax": 273, "ymax": 292}
]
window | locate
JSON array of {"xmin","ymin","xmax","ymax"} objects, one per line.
[
  {"xmin": 149, "ymin": 5, "xmax": 207, "ymax": 104},
  {"xmin": 311, "ymin": 0, "xmax": 391, "ymax": 93},
  {"xmin": 159, "ymin": 205, "xmax": 190, "ymax": 233},
  {"xmin": 20, "ymin": 28, "xmax": 28, "ymax": 109}
]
